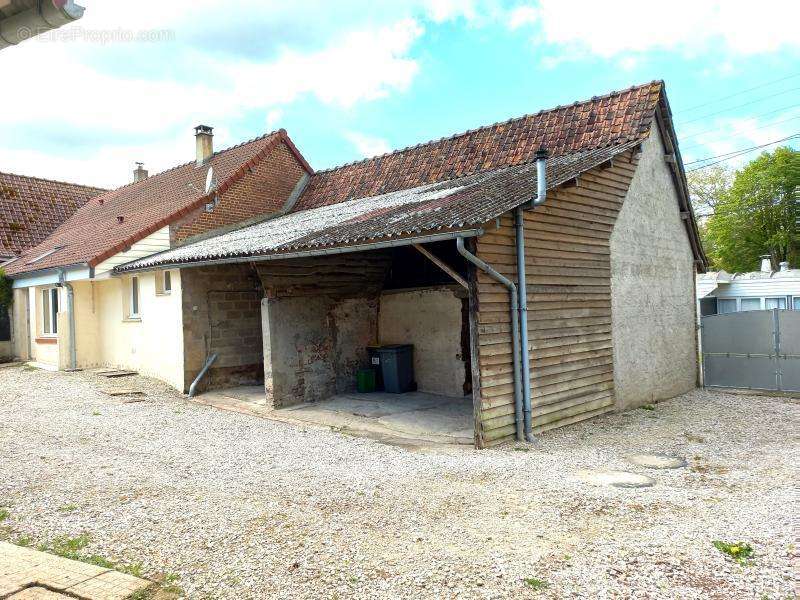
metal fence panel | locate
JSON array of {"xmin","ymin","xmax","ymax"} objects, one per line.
[
  {"xmin": 701, "ymin": 309, "xmax": 800, "ymax": 392},
  {"xmin": 777, "ymin": 310, "xmax": 800, "ymax": 392}
]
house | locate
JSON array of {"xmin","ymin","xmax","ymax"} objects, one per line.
[
  {"xmin": 697, "ymin": 257, "xmax": 800, "ymax": 316},
  {"xmin": 6, "ymin": 81, "xmax": 707, "ymax": 447},
  {"xmin": 3, "ymin": 128, "xmax": 311, "ymax": 379},
  {"xmin": 0, "ymin": 171, "xmax": 103, "ymax": 358}
]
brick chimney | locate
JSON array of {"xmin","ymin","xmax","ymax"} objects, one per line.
[
  {"xmin": 195, "ymin": 124, "xmax": 213, "ymax": 166},
  {"xmin": 133, "ymin": 162, "xmax": 148, "ymax": 183}
]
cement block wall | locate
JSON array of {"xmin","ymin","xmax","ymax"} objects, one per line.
[
  {"xmin": 181, "ymin": 264, "xmax": 264, "ymax": 393},
  {"xmin": 610, "ymin": 124, "xmax": 698, "ymax": 409},
  {"xmin": 263, "ymin": 295, "xmax": 377, "ymax": 407},
  {"xmin": 378, "ymin": 287, "xmax": 466, "ymax": 397}
]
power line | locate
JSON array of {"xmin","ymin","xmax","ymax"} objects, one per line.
[
  {"xmin": 678, "ymin": 102, "xmax": 800, "ymax": 140},
  {"xmin": 676, "ymin": 86, "xmax": 800, "ymax": 126},
  {"xmin": 680, "ymin": 113, "xmax": 800, "ymax": 153},
  {"xmin": 677, "ymin": 71, "xmax": 800, "ymax": 113},
  {"xmin": 686, "ymin": 133, "xmax": 800, "ymax": 171}
]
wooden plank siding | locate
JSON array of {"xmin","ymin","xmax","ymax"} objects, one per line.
[{"xmin": 474, "ymin": 149, "xmax": 640, "ymax": 446}]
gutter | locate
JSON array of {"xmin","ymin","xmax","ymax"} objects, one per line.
[
  {"xmin": 0, "ymin": 1, "xmax": 85, "ymax": 49},
  {"xmin": 57, "ymin": 269, "xmax": 77, "ymax": 371},
  {"xmin": 116, "ymin": 229, "xmax": 484, "ymax": 274},
  {"xmin": 457, "ymin": 236, "xmax": 525, "ymax": 442}
]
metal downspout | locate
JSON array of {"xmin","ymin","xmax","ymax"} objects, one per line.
[
  {"xmin": 517, "ymin": 149, "xmax": 549, "ymax": 441},
  {"xmin": 514, "ymin": 206, "xmax": 534, "ymax": 442},
  {"xmin": 189, "ymin": 353, "xmax": 218, "ymax": 398},
  {"xmin": 58, "ymin": 269, "xmax": 77, "ymax": 371},
  {"xmin": 456, "ymin": 236, "xmax": 524, "ymax": 442}
]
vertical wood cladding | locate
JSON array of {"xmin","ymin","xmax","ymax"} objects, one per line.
[{"xmin": 474, "ymin": 148, "xmax": 639, "ymax": 446}]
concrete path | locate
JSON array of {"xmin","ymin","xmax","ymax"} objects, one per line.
[{"xmin": 0, "ymin": 542, "xmax": 150, "ymax": 599}]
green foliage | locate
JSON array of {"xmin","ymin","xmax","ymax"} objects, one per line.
[
  {"xmin": 0, "ymin": 508, "xmax": 9, "ymax": 521},
  {"xmin": 713, "ymin": 540, "xmax": 754, "ymax": 564},
  {"xmin": 701, "ymin": 147, "xmax": 800, "ymax": 272},
  {"xmin": 523, "ymin": 577, "xmax": 549, "ymax": 591},
  {"xmin": 0, "ymin": 268, "xmax": 11, "ymax": 308}
]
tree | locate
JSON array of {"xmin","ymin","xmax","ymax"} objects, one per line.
[
  {"xmin": 0, "ymin": 268, "xmax": 11, "ymax": 308},
  {"xmin": 687, "ymin": 164, "xmax": 733, "ymax": 218},
  {"xmin": 701, "ymin": 147, "xmax": 800, "ymax": 273}
]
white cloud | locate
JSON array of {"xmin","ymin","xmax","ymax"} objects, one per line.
[
  {"xmin": 507, "ymin": 5, "xmax": 537, "ymax": 29},
  {"xmin": 265, "ymin": 109, "xmax": 284, "ymax": 131},
  {"xmin": 346, "ymin": 132, "xmax": 392, "ymax": 158},
  {"xmin": 680, "ymin": 109, "xmax": 800, "ymax": 169},
  {"xmin": 513, "ymin": 0, "xmax": 800, "ymax": 59},
  {"xmin": 0, "ymin": 2, "xmax": 438, "ymax": 186}
]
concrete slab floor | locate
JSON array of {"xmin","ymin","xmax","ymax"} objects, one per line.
[
  {"xmin": 281, "ymin": 392, "xmax": 474, "ymax": 445},
  {"xmin": 192, "ymin": 388, "xmax": 474, "ymax": 446}
]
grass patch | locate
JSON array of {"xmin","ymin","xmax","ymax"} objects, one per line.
[
  {"xmin": 640, "ymin": 404, "xmax": 656, "ymax": 411},
  {"xmin": 523, "ymin": 577, "xmax": 549, "ymax": 591},
  {"xmin": 13, "ymin": 535, "xmax": 32, "ymax": 547},
  {"xmin": 713, "ymin": 540, "xmax": 754, "ymax": 564},
  {"xmin": 92, "ymin": 411, "xmax": 101, "ymax": 416},
  {"xmin": 0, "ymin": 508, "xmax": 9, "ymax": 521},
  {"xmin": 58, "ymin": 504, "xmax": 79, "ymax": 513}
]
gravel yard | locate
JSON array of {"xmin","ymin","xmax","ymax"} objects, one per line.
[{"xmin": 0, "ymin": 366, "xmax": 797, "ymax": 599}]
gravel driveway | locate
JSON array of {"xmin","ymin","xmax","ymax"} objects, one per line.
[{"xmin": 0, "ymin": 366, "xmax": 797, "ymax": 599}]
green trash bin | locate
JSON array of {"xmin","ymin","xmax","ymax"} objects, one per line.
[{"xmin": 356, "ymin": 368, "xmax": 377, "ymax": 393}]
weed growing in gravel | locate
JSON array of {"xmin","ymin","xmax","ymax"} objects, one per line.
[
  {"xmin": 0, "ymin": 508, "xmax": 9, "ymax": 521},
  {"xmin": 13, "ymin": 535, "xmax": 32, "ymax": 547},
  {"xmin": 513, "ymin": 447, "xmax": 531, "ymax": 452},
  {"xmin": 713, "ymin": 540, "xmax": 754, "ymax": 564},
  {"xmin": 523, "ymin": 577, "xmax": 549, "ymax": 591},
  {"xmin": 640, "ymin": 404, "xmax": 656, "ymax": 411},
  {"xmin": 58, "ymin": 504, "xmax": 79, "ymax": 512}
]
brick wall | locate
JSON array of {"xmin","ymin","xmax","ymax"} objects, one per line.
[
  {"xmin": 181, "ymin": 264, "xmax": 264, "ymax": 393},
  {"xmin": 172, "ymin": 142, "xmax": 307, "ymax": 242}
]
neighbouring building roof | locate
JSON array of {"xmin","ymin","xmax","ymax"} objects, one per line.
[
  {"xmin": 4, "ymin": 130, "xmax": 309, "ymax": 276},
  {"xmin": 0, "ymin": 172, "xmax": 105, "ymax": 259},
  {"xmin": 120, "ymin": 80, "xmax": 705, "ymax": 272}
]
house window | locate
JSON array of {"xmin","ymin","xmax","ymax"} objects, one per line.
[
  {"xmin": 765, "ymin": 297, "xmax": 786, "ymax": 310},
  {"xmin": 129, "ymin": 276, "xmax": 140, "ymax": 318},
  {"xmin": 793, "ymin": 297, "xmax": 800, "ymax": 311},
  {"xmin": 718, "ymin": 299, "xmax": 737, "ymax": 314},
  {"xmin": 155, "ymin": 270, "xmax": 173, "ymax": 296},
  {"xmin": 41, "ymin": 288, "xmax": 59, "ymax": 335},
  {"xmin": 740, "ymin": 298, "xmax": 761, "ymax": 311}
]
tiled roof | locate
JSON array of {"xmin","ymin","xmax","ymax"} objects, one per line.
[
  {"xmin": 0, "ymin": 173, "xmax": 104, "ymax": 258},
  {"xmin": 5, "ymin": 129, "xmax": 309, "ymax": 276},
  {"xmin": 117, "ymin": 142, "xmax": 639, "ymax": 271},
  {"xmin": 297, "ymin": 81, "xmax": 663, "ymax": 210}
]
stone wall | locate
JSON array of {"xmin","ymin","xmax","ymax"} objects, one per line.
[
  {"xmin": 181, "ymin": 264, "xmax": 264, "ymax": 393},
  {"xmin": 262, "ymin": 295, "xmax": 378, "ymax": 407},
  {"xmin": 610, "ymin": 124, "xmax": 698, "ymax": 409}
]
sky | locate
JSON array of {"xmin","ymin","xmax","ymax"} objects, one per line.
[{"xmin": 1, "ymin": 0, "xmax": 799, "ymax": 189}]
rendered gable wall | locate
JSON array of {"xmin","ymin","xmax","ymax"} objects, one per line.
[{"xmin": 609, "ymin": 125, "xmax": 697, "ymax": 409}]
